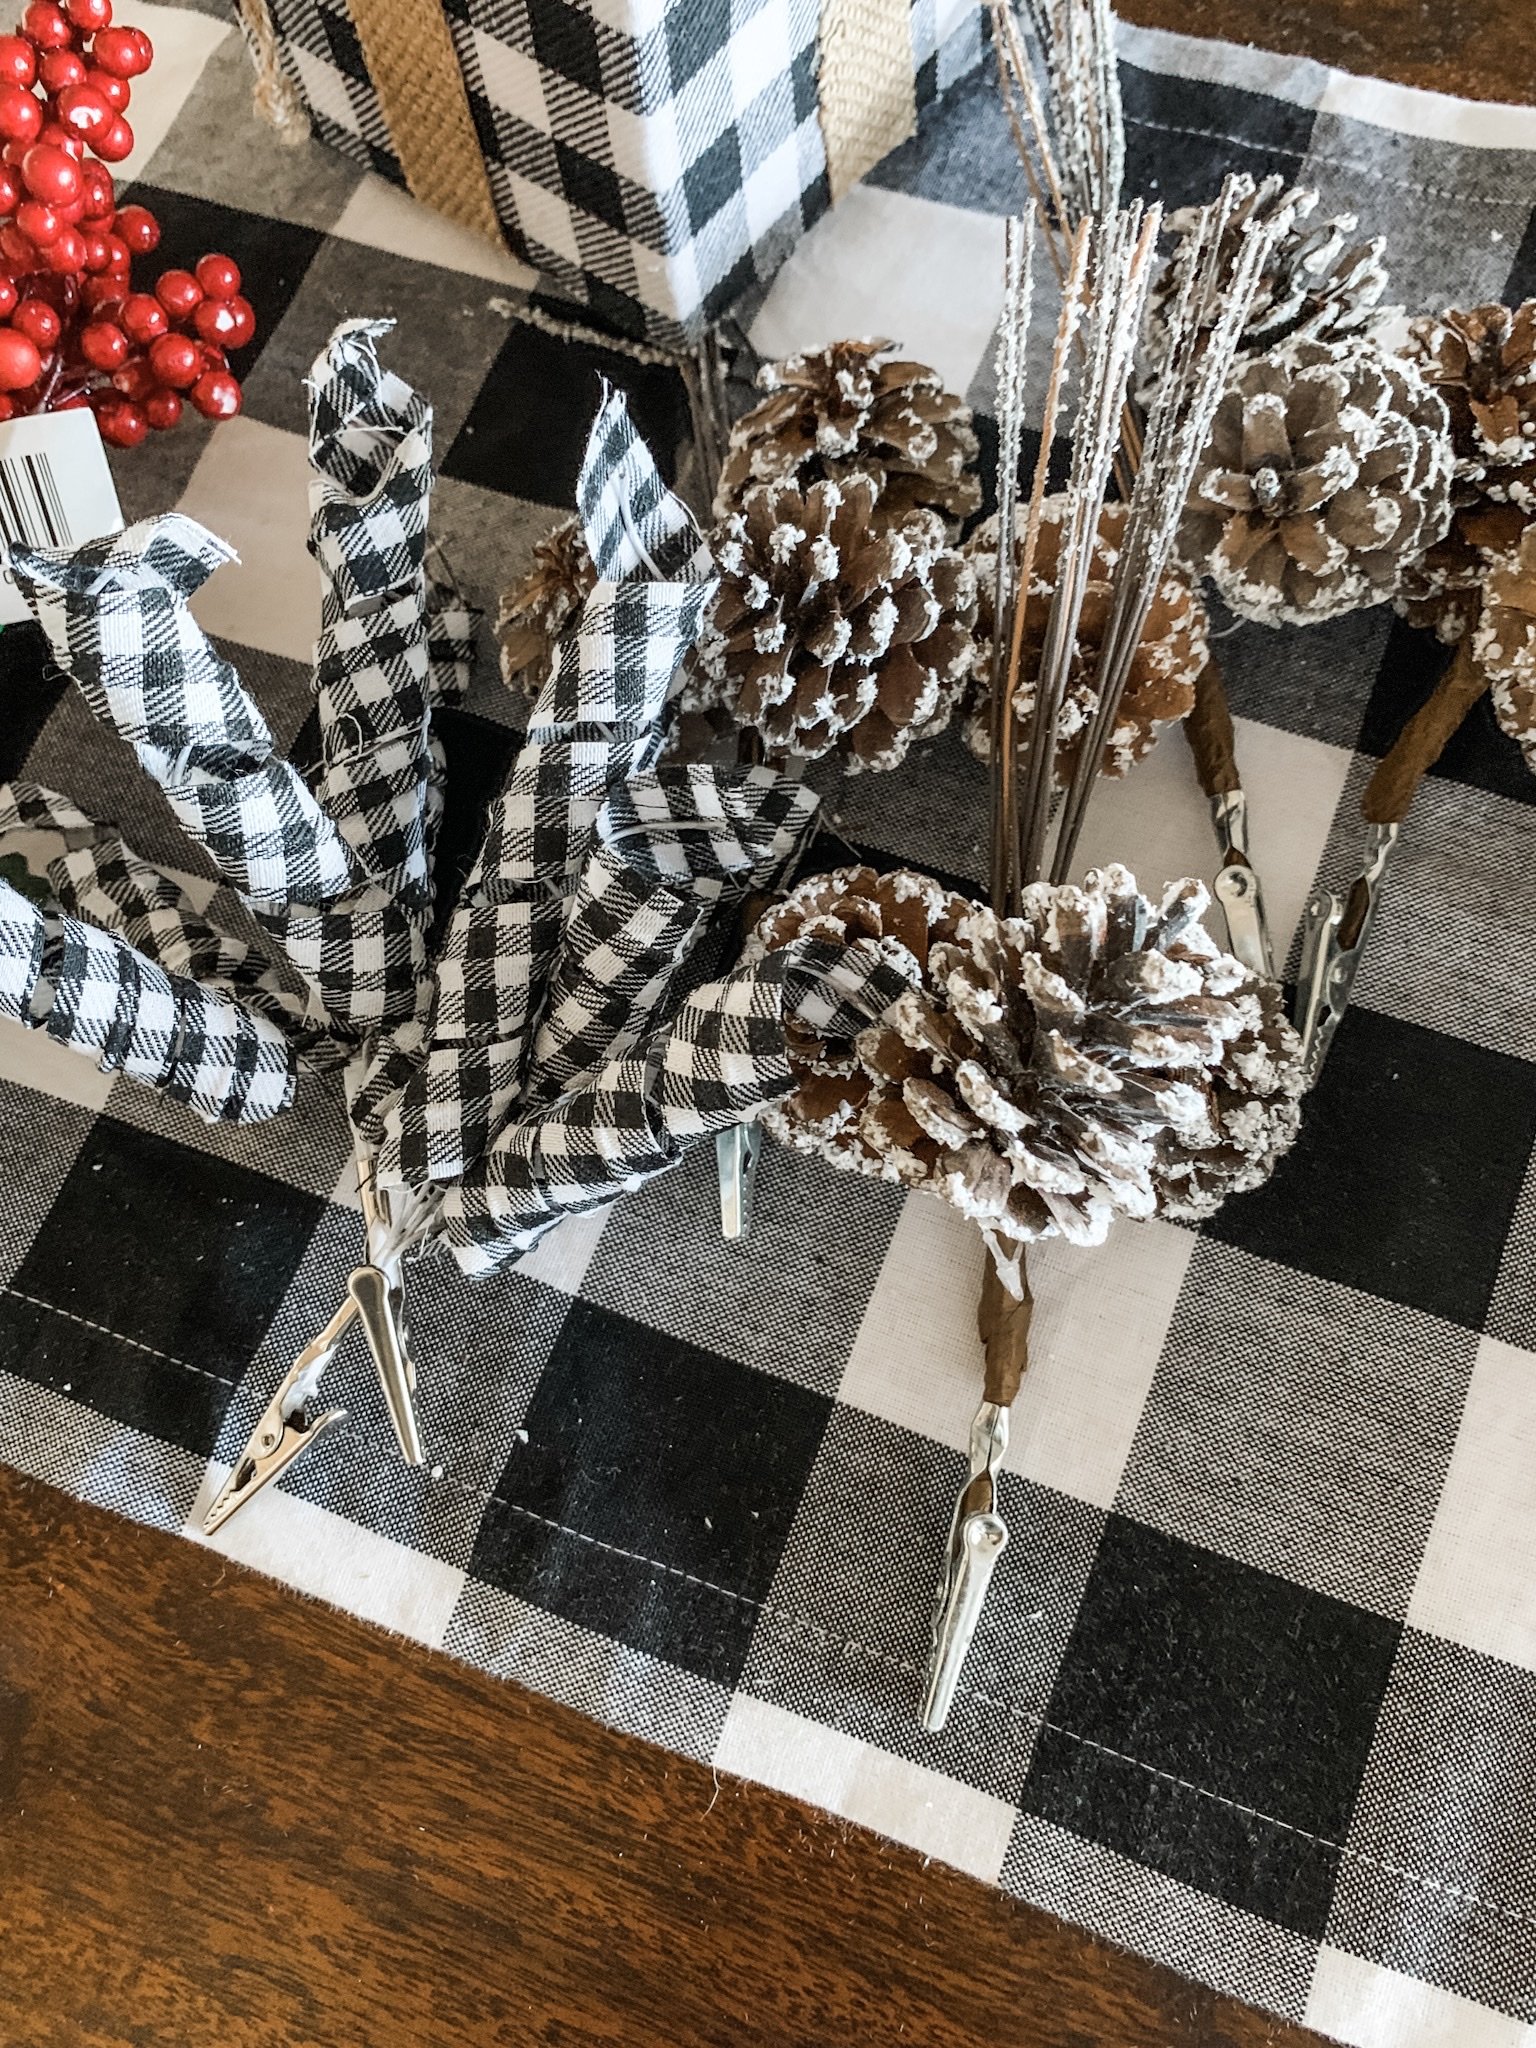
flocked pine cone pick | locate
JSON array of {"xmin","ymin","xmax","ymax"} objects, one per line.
[
  {"xmin": 700, "ymin": 474, "xmax": 978, "ymax": 770},
  {"xmin": 715, "ymin": 339, "xmax": 982, "ymax": 535},
  {"xmin": 1397, "ymin": 301, "xmax": 1536, "ymax": 642},
  {"xmin": 1472, "ymin": 524, "xmax": 1536, "ymax": 771},
  {"xmin": 750, "ymin": 862, "xmax": 1304, "ymax": 1276},
  {"xmin": 964, "ymin": 497, "xmax": 1210, "ymax": 779},
  {"xmin": 1180, "ymin": 336, "xmax": 1453, "ymax": 626},
  {"xmin": 1139, "ymin": 177, "xmax": 1393, "ymax": 408},
  {"xmin": 496, "ymin": 513, "xmax": 597, "ymax": 706}
]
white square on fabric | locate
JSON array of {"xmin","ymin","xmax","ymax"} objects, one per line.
[
  {"xmin": 505, "ymin": 169, "xmax": 585, "ymax": 269},
  {"xmin": 750, "ymin": 185, "xmax": 1008, "ymax": 400},
  {"xmin": 472, "ymin": 26, "xmax": 551, "ymax": 129},
  {"xmin": 190, "ymin": 1473, "xmax": 469, "ymax": 1647},
  {"xmin": 839, "ymin": 1191, "xmax": 1193, "ymax": 1508},
  {"xmin": 332, "ymin": 173, "xmax": 538, "ymax": 287},
  {"xmin": 1075, "ymin": 716, "xmax": 1355, "ymax": 966},
  {"xmin": 0, "ymin": 1015, "xmax": 115, "ymax": 1114},
  {"xmin": 175, "ymin": 418, "xmax": 320, "ymax": 664},
  {"xmin": 713, "ymin": 1694, "xmax": 1017, "ymax": 1882},
  {"xmin": 112, "ymin": 0, "xmax": 231, "ymax": 183},
  {"xmin": 1407, "ymin": 1334, "xmax": 1536, "ymax": 1669},
  {"xmin": 1305, "ymin": 1945, "xmax": 1533, "ymax": 2048}
]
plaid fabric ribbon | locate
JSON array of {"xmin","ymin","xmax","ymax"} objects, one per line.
[
  {"xmin": 0, "ymin": 867, "xmax": 299, "ymax": 1124},
  {"xmin": 359, "ymin": 387, "xmax": 914, "ymax": 1273},
  {"xmin": 365, "ymin": 387, "xmax": 718, "ymax": 1192},
  {"xmin": 0, "ymin": 320, "xmax": 471, "ymax": 1126}
]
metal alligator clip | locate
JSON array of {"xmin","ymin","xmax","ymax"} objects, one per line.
[
  {"xmin": 202, "ymin": 1308, "xmax": 350, "ymax": 1534},
  {"xmin": 354, "ymin": 1149, "xmax": 423, "ymax": 1466},
  {"xmin": 921, "ymin": 1400, "xmax": 1011, "ymax": 1735},
  {"xmin": 1209, "ymin": 789, "xmax": 1275, "ymax": 983},
  {"xmin": 202, "ymin": 1148, "xmax": 425, "ymax": 1533},
  {"xmin": 716, "ymin": 1123, "xmax": 761, "ymax": 1240},
  {"xmin": 1294, "ymin": 820, "xmax": 1399, "ymax": 1085}
]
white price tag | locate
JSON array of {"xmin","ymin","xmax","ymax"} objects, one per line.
[{"xmin": 0, "ymin": 409, "xmax": 124, "ymax": 625}]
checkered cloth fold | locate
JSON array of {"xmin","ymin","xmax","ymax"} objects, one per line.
[
  {"xmin": 447, "ymin": 932, "xmax": 918, "ymax": 1272},
  {"xmin": 2, "ymin": 321, "xmax": 473, "ymax": 1107},
  {"xmin": 368, "ymin": 388, "xmax": 717, "ymax": 1191},
  {"xmin": 0, "ymin": 870, "xmax": 298, "ymax": 1122}
]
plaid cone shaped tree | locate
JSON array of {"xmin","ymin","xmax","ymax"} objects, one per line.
[
  {"xmin": 358, "ymin": 388, "xmax": 913, "ymax": 1278},
  {"xmin": 0, "ymin": 319, "xmax": 472, "ymax": 1124}
]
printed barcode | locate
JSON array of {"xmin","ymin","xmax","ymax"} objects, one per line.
[{"xmin": 0, "ymin": 450, "xmax": 70, "ymax": 549}]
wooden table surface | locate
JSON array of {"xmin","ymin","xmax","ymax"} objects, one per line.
[{"xmin": 2, "ymin": 8, "xmax": 1528, "ymax": 2046}]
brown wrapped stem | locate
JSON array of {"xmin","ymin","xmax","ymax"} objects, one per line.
[
  {"xmin": 1362, "ymin": 637, "xmax": 1489, "ymax": 825},
  {"xmin": 978, "ymin": 1246, "xmax": 1032, "ymax": 1406},
  {"xmin": 1183, "ymin": 650, "xmax": 1240, "ymax": 798}
]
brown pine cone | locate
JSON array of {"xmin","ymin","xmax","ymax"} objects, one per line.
[
  {"xmin": 700, "ymin": 474, "xmax": 977, "ymax": 772},
  {"xmin": 752, "ymin": 862, "xmax": 1303, "ymax": 1256},
  {"xmin": 1153, "ymin": 976, "xmax": 1304, "ymax": 1222},
  {"xmin": 496, "ymin": 515, "xmax": 596, "ymax": 705},
  {"xmin": 1472, "ymin": 524, "xmax": 1536, "ymax": 773},
  {"xmin": 1397, "ymin": 302, "xmax": 1536, "ymax": 642},
  {"xmin": 715, "ymin": 340, "xmax": 981, "ymax": 536},
  {"xmin": 1181, "ymin": 338, "xmax": 1453, "ymax": 627},
  {"xmin": 964, "ymin": 497, "xmax": 1209, "ymax": 780},
  {"xmin": 1139, "ymin": 179, "xmax": 1392, "ymax": 411}
]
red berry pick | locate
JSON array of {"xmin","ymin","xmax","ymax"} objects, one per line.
[{"xmin": 0, "ymin": 4, "xmax": 250, "ymax": 444}]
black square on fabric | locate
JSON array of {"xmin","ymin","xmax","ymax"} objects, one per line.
[
  {"xmin": 466, "ymin": 1298, "xmax": 831, "ymax": 1687},
  {"xmin": 666, "ymin": 0, "xmax": 732, "ymax": 91},
  {"xmin": 554, "ymin": 141, "xmax": 627, "ymax": 236},
  {"xmin": 428, "ymin": 707, "xmax": 522, "ymax": 937},
  {"xmin": 443, "ymin": 318, "xmax": 690, "ymax": 505},
  {"xmin": 1120, "ymin": 66, "xmax": 1314, "ymax": 208},
  {"xmin": 0, "ymin": 622, "xmax": 65, "ymax": 782},
  {"xmin": 1361, "ymin": 617, "xmax": 1535, "ymax": 808},
  {"xmin": 1020, "ymin": 1517, "xmax": 1400, "ymax": 1935},
  {"xmin": 1503, "ymin": 201, "xmax": 1536, "ymax": 305},
  {"xmin": 683, "ymin": 125, "xmax": 744, "ymax": 236},
  {"xmin": 1206, "ymin": 1004, "xmax": 1536, "ymax": 1329},
  {"xmin": 525, "ymin": 0, "xmax": 602, "ymax": 95},
  {"xmin": 118, "ymin": 186, "xmax": 323, "ymax": 380},
  {"xmin": 1, "ymin": 1117, "xmax": 322, "ymax": 1453}
]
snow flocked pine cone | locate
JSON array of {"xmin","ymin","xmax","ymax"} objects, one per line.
[
  {"xmin": 752, "ymin": 863, "xmax": 1304, "ymax": 1272},
  {"xmin": 497, "ymin": 514, "xmax": 596, "ymax": 704},
  {"xmin": 715, "ymin": 340, "xmax": 981, "ymax": 536},
  {"xmin": 1180, "ymin": 336, "xmax": 1453, "ymax": 627},
  {"xmin": 1397, "ymin": 301, "xmax": 1536, "ymax": 642},
  {"xmin": 1472, "ymin": 524, "xmax": 1536, "ymax": 773},
  {"xmin": 700, "ymin": 474, "xmax": 977, "ymax": 771},
  {"xmin": 963, "ymin": 497, "xmax": 1210, "ymax": 780},
  {"xmin": 1138, "ymin": 178, "xmax": 1392, "ymax": 411}
]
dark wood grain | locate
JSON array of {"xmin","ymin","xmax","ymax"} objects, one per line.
[
  {"xmin": 1120, "ymin": 0, "xmax": 1534, "ymax": 104},
  {"xmin": 0, "ymin": 1468, "xmax": 1323, "ymax": 2048}
]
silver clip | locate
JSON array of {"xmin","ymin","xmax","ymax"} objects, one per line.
[
  {"xmin": 1209, "ymin": 790, "xmax": 1275, "ymax": 983},
  {"xmin": 354, "ymin": 1149, "xmax": 424, "ymax": 1465},
  {"xmin": 716, "ymin": 1123, "xmax": 762, "ymax": 1241},
  {"xmin": 920, "ymin": 1401, "xmax": 1011, "ymax": 1735},
  {"xmin": 202, "ymin": 1302, "xmax": 352, "ymax": 1534},
  {"xmin": 1294, "ymin": 821, "xmax": 1399, "ymax": 1084}
]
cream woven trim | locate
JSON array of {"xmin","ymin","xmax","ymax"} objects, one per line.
[
  {"xmin": 817, "ymin": 0, "xmax": 918, "ymax": 205},
  {"xmin": 347, "ymin": 0, "xmax": 504, "ymax": 244}
]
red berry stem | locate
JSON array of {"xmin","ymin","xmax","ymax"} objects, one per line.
[{"xmin": 0, "ymin": 0, "xmax": 253, "ymax": 449}]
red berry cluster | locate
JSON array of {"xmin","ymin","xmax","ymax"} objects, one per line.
[{"xmin": 0, "ymin": 0, "xmax": 253, "ymax": 447}]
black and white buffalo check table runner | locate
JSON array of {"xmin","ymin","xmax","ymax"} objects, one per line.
[{"xmin": 3, "ymin": 8, "xmax": 1536, "ymax": 2044}]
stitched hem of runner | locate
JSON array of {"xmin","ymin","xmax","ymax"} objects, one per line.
[
  {"xmin": 1125, "ymin": 111, "xmax": 1529, "ymax": 208},
  {"xmin": 6, "ymin": 1276, "xmax": 1529, "ymax": 1941}
]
